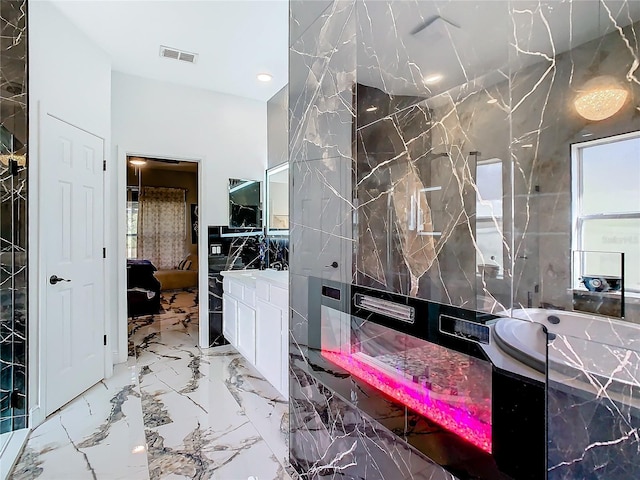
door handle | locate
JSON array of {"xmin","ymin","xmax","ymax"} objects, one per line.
[
  {"xmin": 49, "ymin": 275, "xmax": 71, "ymax": 285},
  {"xmin": 326, "ymin": 262, "xmax": 339, "ymax": 269}
]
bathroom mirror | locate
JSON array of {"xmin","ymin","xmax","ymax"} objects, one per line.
[
  {"xmin": 228, "ymin": 178, "xmax": 261, "ymax": 229},
  {"xmin": 266, "ymin": 163, "xmax": 289, "ymax": 235}
]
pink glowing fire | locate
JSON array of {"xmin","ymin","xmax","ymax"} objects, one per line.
[{"xmin": 321, "ymin": 349, "xmax": 492, "ymax": 453}]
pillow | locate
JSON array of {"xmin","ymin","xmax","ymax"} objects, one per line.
[
  {"xmin": 177, "ymin": 259, "xmax": 187, "ymax": 270},
  {"xmin": 181, "ymin": 260, "xmax": 192, "ymax": 271}
]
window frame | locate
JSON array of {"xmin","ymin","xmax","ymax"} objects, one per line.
[{"xmin": 571, "ymin": 130, "xmax": 640, "ymax": 293}]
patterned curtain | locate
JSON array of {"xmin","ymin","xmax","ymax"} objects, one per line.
[{"xmin": 138, "ymin": 187, "xmax": 186, "ymax": 269}]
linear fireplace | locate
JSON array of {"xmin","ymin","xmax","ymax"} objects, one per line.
[
  {"xmin": 308, "ymin": 278, "xmax": 545, "ymax": 480},
  {"xmin": 321, "ymin": 323, "xmax": 492, "ymax": 453}
]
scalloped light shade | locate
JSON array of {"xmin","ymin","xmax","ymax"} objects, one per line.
[
  {"xmin": 129, "ymin": 157, "xmax": 147, "ymax": 166},
  {"xmin": 574, "ymin": 76, "xmax": 628, "ymax": 121}
]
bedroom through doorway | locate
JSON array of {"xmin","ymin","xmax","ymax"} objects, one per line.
[{"xmin": 125, "ymin": 156, "xmax": 200, "ymax": 357}]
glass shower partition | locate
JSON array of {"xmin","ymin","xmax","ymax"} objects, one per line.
[
  {"xmin": 0, "ymin": 135, "xmax": 28, "ymax": 437},
  {"xmin": 0, "ymin": 0, "xmax": 29, "ymax": 469},
  {"xmin": 547, "ymin": 320, "xmax": 640, "ymax": 479}
]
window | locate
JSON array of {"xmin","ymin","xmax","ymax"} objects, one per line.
[
  {"xmin": 476, "ymin": 159, "xmax": 504, "ymax": 276},
  {"xmin": 126, "ymin": 188, "xmax": 139, "ymax": 259},
  {"xmin": 572, "ymin": 133, "xmax": 640, "ymax": 293}
]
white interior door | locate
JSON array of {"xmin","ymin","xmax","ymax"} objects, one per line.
[{"xmin": 42, "ymin": 114, "xmax": 105, "ymax": 416}]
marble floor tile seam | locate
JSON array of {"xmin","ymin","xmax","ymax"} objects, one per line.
[
  {"xmin": 11, "ymin": 287, "xmax": 293, "ymax": 480},
  {"xmin": 9, "ymin": 359, "xmax": 151, "ymax": 480},
  {"xmin": 137, "ymin": 343, "xmax": 292, "ymax": 477},
  {"xmin": 129, "ymin": 289, "xmax": 290, "ymax": 478},
  {"xmin": 211, "ymin": 351, "xmax": 291, "ymax": 474}
]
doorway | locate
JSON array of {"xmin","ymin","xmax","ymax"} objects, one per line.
[{"xmin": 125, "ymin": 156, "xmax": 200, "ymax": 356}]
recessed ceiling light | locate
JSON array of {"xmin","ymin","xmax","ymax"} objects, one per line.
[
  {"xmin": 423, "ymin": 73, "xmax": 443, "ymax": 85},
  {"xmin": 129, "ymin": 158, "xmax": 147, "ymax": 166},
  {"xmin": 365, "ymin": 106, "xmax": 378, "ymax": 112},
  {"xmin": 487, "ymin": 98, "xmax": 498, "ymax": 104},
  {"xmin": 257, "ymin": 73, "xmax": 273, "ymax": 82}
]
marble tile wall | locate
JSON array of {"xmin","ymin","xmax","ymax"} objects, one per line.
[
  {"xmin": 509, "ymin": 2, "xmax": 640, "ymax": 320},
  {"xmin": 352, "ymin": 0, "xmax": 640, "ymax": 319},
  {"xmin": 207, "ymin": 227, "xmax": 289, "ymax": 346},
  {"xmin": 289, "ymin": 1, "xmax": 456, "ymax": 478},
  {"xmin": 0, "ymin": 0, "xmax": 28, "ymax": 435},
  {"xmin": 290, "ymin": 0, "xmax": 640, "ymax": 478},
  {"xmin": 546, "ymin": 332, "xmax": 640, "ymax": 480},
  {"xmin": 207, "ymin": 227, "xmax": 262, "ymax": 347},
  {"xmin": 354, "ymin": 1, "xmax": 513, "ymax": 311},
  {"xmin": 266, "ymin": 237, "xmax": 289, "ymax": 270}
]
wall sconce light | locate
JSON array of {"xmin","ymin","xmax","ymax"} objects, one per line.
[{"xmin": 574, "ymin": 75, "xmax": 628, "ymax": 122}]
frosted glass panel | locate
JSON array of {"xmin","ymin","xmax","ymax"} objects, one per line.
[
  {"xmin": 581, "ymin": 137, "xmax": 640, "ymax": 215},
  {"xmin": 476, "ymin": 161, "xmax": 504, "ymax": 274},
  {"xmin": 476, "ymin": 221, "xmax": 504, "ymax": 274},
  {"xmin": 582, "ymin": 218, "xmax": 640, "ymax": 291},
  {"xmin": 476, "ymin": 161, "xmax": 503, "ymax": 218}
]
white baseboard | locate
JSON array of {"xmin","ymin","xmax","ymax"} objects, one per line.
[
  {"xmin": 0, "ymin": 428, "xmax": 30, "ymax": 480},
  {"xmin": 29, "ymin": 405, "xmax": 44, "ymax": 429}
]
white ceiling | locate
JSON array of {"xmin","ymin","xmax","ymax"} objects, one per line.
[{"xmin": 50, "ymin": 0, "xmax": 289, "ymax": 102}]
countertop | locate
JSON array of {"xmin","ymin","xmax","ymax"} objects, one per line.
[{"xmin": 221, "ymin": 269, "xmax": 288, "ymax": 288}]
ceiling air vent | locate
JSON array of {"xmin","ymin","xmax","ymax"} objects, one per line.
[
  {"xmin": 178, "ymin": 52, "xmax": 196, "ymax": 63},
  {"xmin": 159, "ymin": 46, "xmax": 198, "ymax": 64}
]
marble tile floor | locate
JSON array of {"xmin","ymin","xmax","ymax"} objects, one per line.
[{"xmin": 10, "ymin": 290, "xmax": 292, "ymax": 480}]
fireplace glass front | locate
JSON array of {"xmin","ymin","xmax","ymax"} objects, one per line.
[{"xmin": 320, "ymin": 306, "xmax": 493, "ymax": 453}]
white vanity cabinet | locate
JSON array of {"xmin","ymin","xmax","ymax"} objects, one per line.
[
  {"xmin": 236, "ymin": 301, "xmax": 256, "ymax": 364},
  {"xmin": 222, "ymin": 295, "xmax": 237, "ymax": 345},
  {"xmin": 255, "ymin": 299, "xmax": 282, "ymax": 392},
  {"xmin": 221, "ymin": 270, "xmax": 289, "ymax": 399}
]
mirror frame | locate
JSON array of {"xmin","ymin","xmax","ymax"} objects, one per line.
[{"xmin": 265, "ymin": 162, "xmax": 289, "ymax": 236}]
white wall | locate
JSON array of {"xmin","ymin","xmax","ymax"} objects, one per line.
[
  {"xmin": 112, "ymin": 72, "xmax": 267, "ymax": 223},
  {"xmin": 111, "ymin": 72, "xmax": 267, "ymax": 358},
  {"xmin": 28, "ymin": 0, "xmax": 112, "ymax": 426}
]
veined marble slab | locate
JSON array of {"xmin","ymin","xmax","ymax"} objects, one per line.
[
  {"xmin": 11, "ymin": 290, "xmax": 292, "ymax": 480},
  {"xmin": 10, "ymin": 359, "xmax": 149, "ymax": 480}
]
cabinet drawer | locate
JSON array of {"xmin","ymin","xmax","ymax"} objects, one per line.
[
  {"xmin": 228, "ymin": 280, "xmax": 244, "ymax": 299},
  {"xmin": 270, "ymin": 286, "xmax": 288, "ymax": 310}
]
